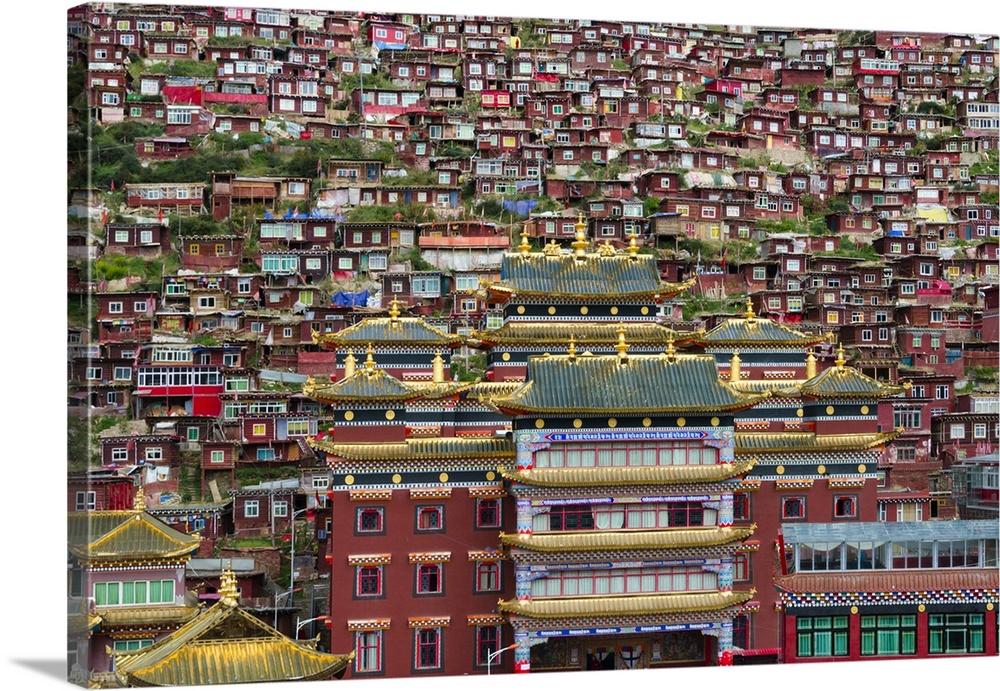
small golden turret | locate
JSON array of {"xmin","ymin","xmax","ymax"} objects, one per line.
[
  {"xmin": 388, "ymin": 296, "xmax": 401, "ymax": 323},
  {"xmin": 518, "ymin": 228, "xmax": 532, "ymax": 256},
  {"xmin": 627, "ymin": 234, "xmax": 639, "ymax": 259},
  {"xmin": 432, "ymin": 351, "xmax": 445, "ymax": 383},
  {"xmin": 571, "ymin": 213, "xmax": 589, "ymax": 260},
  {"xmin": 133, "ymin": 486, "xmax": 146, "ymax": 512},
  {"xmin": 218, "ymin": 563, "xmax": 239, "ymax": 606},
  {"xmin": 835, "ymin": 343, "xmax": 847, "ymax": 371},
  {"xmin": 567, "ymin": 335, "xmax": 577, "ymax": 362},
  {"xmin": 805, "ymin": 349, "xmax": 817, "ymax": 379},
  {"xmin": 744, "ymin": 297, "xmax": 756, "ymax": 321},
  {"xmin": 730, "ymin": 350, "xmax": 742, "ymax": 382},
  {"xmin": 614, "ymin": 323, "xmax": 629, "ymax": 362},
  {"xmin": 364, "ymin": 344, "xmax": 377, "ymax": 372},
  {"xmin": 343, "ymin": 349, "xmax": 357, "ymax": 378}
]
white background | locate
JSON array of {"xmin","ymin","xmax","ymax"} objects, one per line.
[{"xmin": 4, "ymin": 1, "xmax": 997, "ymax": 690}]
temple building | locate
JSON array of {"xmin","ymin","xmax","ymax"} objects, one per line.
[
  {"xmin": 305, "ymin": 349, "xmax": 518, "ymax": 677},
  {"xmin": 489, "ymin": 335, "xmax": 765, "ymax": 671},
  {"xmin": 473, "ymin": 221, "xmax": 695, "ymax": 382},
  {"xmin": 311, "ymin": 297, "xmax": 465, "ymax": 381},
  {"xmin": 68, "ymin": 488, "xmax": 203, "ymax": 687},
  {"xmin": 110, "ymin": 566, "xmax": 354, "ymax": 686},
  {"xmin": 776, "ymin": 520, "xmax": 999, "ymax": 662}
]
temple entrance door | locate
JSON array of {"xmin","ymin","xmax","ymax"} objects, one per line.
[{"xmin": 584, "ymin": 648, "xmax": 615, "ymax": 670}]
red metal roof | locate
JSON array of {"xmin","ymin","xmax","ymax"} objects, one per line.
[{"xmin": 776, "ymin": 568, "xmax": 998, "ymax": 594}]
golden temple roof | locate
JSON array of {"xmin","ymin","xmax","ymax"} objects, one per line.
[
  {"xmin": 309, "ymin": 436, "xmax": 515, "ymax": 461},
  {"xmin": 498, "ymin": 590, "xmax": 755, "ymax": 619},
  {"xmin": 492, "ymin": 351, "xmax": 766, "ymax": 414},
  {"xmin": 734, "ymin": 429, "xmax": 903, "ymax": 454},
  {"xmin": 96, "ymin": 605, "xmax": 202, "ymax": 628},
  {"xmin": 113, "ymin": 590, "xmax": 352, "ymax": 686},
  {"xmin": 488, "ymin": 251, "xmax": 692, "ymax": 299},
  {"xmin": 467, "ymin": 381, "xmax": 524, "ymax": 400},
  {"xmin": 68, "ymin": 508, "xmax": 202, "ymax": 562},
  {"xmin": 306, "ymin": 354, "xmax": 424, "ymax": 402},
  {"xmin": 500, "ymin": 526, "xmax": 755, "ymax": 552},
  {"xmin": 472, "ymin": 321, "xmax": 693, "ymax": 347},
  {"xmin": 500, "ymin": 460, "xmax": 756, "ymax": 487}
]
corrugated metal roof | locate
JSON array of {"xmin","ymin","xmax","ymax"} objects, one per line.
[
  {"xmin": 501, "ymin": 526, "xmax": 755, "ymax": 552},
  {"xmin": 320, "ymin": 316, "xmax": 462, "ymax": 345},
  {"xmin": 498, "ymin": 590, "xmax": 754, "ymax": 618},
  {"xmin": 781, "ymin": 519, "xmax": 999, "ymax": 544},
  {"xmin": 799, "ymin": 365, "xmax": 906, "ymax": 398},
  {"xmin": 310, "ymin": 366, "xmax": 422, "ymax": 401},
  {"xmin": 494, "ymin": 352, "xmax": 763, "ymax": 413},
  {"xmin": 735, "ymin": 430, "xmax": 901, "ymax": 453},
  {"xmin": 475, "ymin": 321, "xmax": 686, "ymax": 346},
  {"xmin": 501, "ymin": 460, "xmax": 755, "ymax": 487}
]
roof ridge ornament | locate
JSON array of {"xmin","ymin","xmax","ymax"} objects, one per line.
[
  {"xmin": 664, "ymin": 333, "xmax": 676, "ymax": 363},
  {"xmin": 805, "ymin": 348, "xmax": 817, "ymax": 380},
  {"xmin": 835, "ymin": 343, "xmax": 847, "ymax": 371},
  {"xmin": 744, "ymin": 296, "xmax": 756, "ymax": 321},
  {"xmin": 388, "ymin": 296, "xmax": 401, "ymax": 323},
  {"xmin": 614, "ymin": 323, "xmax": 629, "ymax": 363},
  {"xmin": 627, "ymin": 233, "xmax": 639, "ymax": 259},
  {"xmin": 730, "ymin": 349, "xmax": 741, "ymax": 382},
  {"xmin": 567, "ymin": 335, "xmax": 577, "ymax": 362},
  {"xmin": 344, "ymin": 349, "xmax": 357, "ymax": 378},
  {"xmin": 572, "ymin": 213, "xmax": 589, "ymax": 260},
  {"xmin": 432, "ymin": 351, "xmax": 445, "ymax": 383},
  {"xmin": 364, "ymin": 343, "xmax": 377, "ymax": 373},
  {"xmin": 518, "ymin": 228, "xmax": 532, "ymax": 256},
  {"xmin": 218, "ymin": 561, "xmax": 239, "ymax": 606},
  {"xmin": 133, "ymin": 486, "xmax": 146, "ymax": 512}
]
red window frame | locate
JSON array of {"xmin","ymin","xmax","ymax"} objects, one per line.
[
  {"xmin": 354, "ymin": 630, "xmax": 382, "ymax": 673},
  {"xmin": 416, "ymin": 506, "xmax": 443, "ymax": 531},
  {"xmin": 665, "ymin": 501, "xmax": 705, "ymax": 527},
  {"xmin": 415, "ymin": 628, "xmax": 441, "ymax": 669},
  {"xmin": 734, "ymin": 553, "xmax": 750, "ymax": 581},
  {"xmin": 475, "ymin": 625, "xmax": 501, "ymax": 666},
  {"xmin": 733, "ymin": 614, "xmax": 750, "ymax": 650},
  {"xmin": 476, "ymin": 498, "xmax": 501, "ymax": 528},
  {"xmin": 417, "ymin": 563, "xmax": 442, "ymax": 594},
  {"xmin": 834, "ymin": 494, "xmax": 858, "ymax": 518},
  {"xmin": 475, "ymin": 561, "xmax": 500, "ymax": 592},
  {"xmin": 356, "ymin": 565, "xmax": 383, "ymax": 597},
  {"xmin": 357, "ymin": 507, "xmax": 384, "ymax": 533},
  {"xmin": 547, "ymin": 505, "xmax": 594, "ymax": 530},
  {"xmin": 733, "ymin": 492, "xmax": 751, "ymax": 521},
  {"xmin": 782, "ymin": 496, "xmax": 805, "ymax": 520}
]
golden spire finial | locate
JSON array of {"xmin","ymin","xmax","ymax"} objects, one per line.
[
  {"xmin": 745, "ymin": 297, "xmax": 756, "ymax": 321},
  {"xmin": 519, "ymin": 228, "xmax": 531, "ymax": 256},
  {"xmin": 388, "ymin": 296, "xmax": 401, "ymax": 322},
  {"xmin": 835, "ymin": 343, "xmax": 846, "ymax": 371},
  {"xmin": 805, "ymin": 348, "xmax": 817, "ymax": 379},
  {"xmin": 364, "ymin": 343, "xmax": 377, "ymax": 372},
  {"xmin": 627, "ymin": 234, "xmax": 639, "ymax": 259},
  {"xmin": 344, "ymin": 349, "xmax": 357, "ymax": 378},
  {"xmin": 665, "ymin": 333, "xmax": 676, "ymax": 362},
  {"xmin": 572, "ymin": 213, "xmax": 589, "ymax": 259},
  {"xmin": 614, "ymin": 323, "xmax": 629, "ymax": 361},
  {"xmin": 567, "ymin": 335, "xmax": 577, "ymax": 361},
  {"xmin": 730, "ymin": 350, "xmax": 742, "ymax": 382},
  {"xmin": 133, "ymin": 485, "xmax": 146, "ymax": 512},
  {"xmin": 219, "ymin": 562, "xmax": 239, "ymax": 606},
  {"xmin": 432, "ymin": 351, "xmax": 445, "ymax": 383}
]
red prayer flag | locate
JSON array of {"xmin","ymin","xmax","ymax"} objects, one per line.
[
  {"xmin": 281, "ymin": 533, "xmax": 292, "ymax": 542},
  {"xmin": 158, "ymin": 208, "xmax": 164, "ymax": 223},
  {"xmin": 110, "ymin": 179, "xmax": 115, "ymax": 192}
]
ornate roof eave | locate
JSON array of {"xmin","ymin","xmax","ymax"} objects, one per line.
[
  {"xmin": 734, "ymin": 428, "xmax": 904, "ymax": 454},
  {"xmin": 471, "ymin": 322, "xmax": 699, "ymax": 347},
  {"xmin": 308, "ymin": 437, "xmax": 516, "ymax": 461},
  {"xmin": 500, "ymin": 525, "xmax": 756, "ymax": 553},
  {"xmin": 487, "ymin": 281, "xmax": 691, "ymax": 300},
  {"xmin": 94, "ymin": 605, "xmax": 202, "ymax": 629},
  {"xmin": 498, "ymin": 589, "xmax": 756, "ymax": 619},
  {"xmin": 492, "ymin": 397, "xmax": 766, "ymax": 417},
  {"xmin": 499, "ymin": 460, "xmax": 756, "ymax": 487}
]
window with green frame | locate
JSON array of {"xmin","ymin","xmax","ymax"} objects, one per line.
[
  {"xmin": 113, "ymin": 639, "xmax": 154, "ymax": 652},
  {"xmin": 94, "ymin": 580, "xmax": 175, "ymax": 606},
  {"xmin": 861, "ymin": 615, "xmax": 916, "ymax": 655},
  {"xmin": 796, "ymin": 616, "xmax": 849, "ymax": 657},
  {"xmin": 928, "ymin": 613, "xmax": 984, "ymax": 654}
]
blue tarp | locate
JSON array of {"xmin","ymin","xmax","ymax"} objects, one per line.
[
  {"xmin": 503, "ymin": 199, "xmax": 539, "ymax": 217},
  {"xmin": 332, "ymin": 290, "xmax": 371, "ymax": 307}
]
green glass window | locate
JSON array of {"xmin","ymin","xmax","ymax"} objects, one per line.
[
  {"xmin": 861, "ymin": 615, "xmax": 916, "ymax": 656},
  {"xmin": 797, "ymin": 616, "xmax": 849, "ymax": 657},
  {"xmin": 929, "ymin": 613, "xmax": 984, "ymax": 654}
]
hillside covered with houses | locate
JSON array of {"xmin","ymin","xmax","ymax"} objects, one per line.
[{"xmin": 67, "ymin": 4, "xmax": 999, "ymax": 686}]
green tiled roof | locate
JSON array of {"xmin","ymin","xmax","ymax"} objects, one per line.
[
  {"xmin": 320, "ymin": 317, "xmax": 462, "ymax": 346},
  {"xmin": 310, "ymin": 366, "xmax": 423, "ymax": 402},
  {"xmin": 798, "ymin": 365, "xmax": 906, "ymax": 398},
  {"xmin": 68, "ymin": 511, "xmax": 202, "ymax": 562},
  {"xmin": 490, "ymin": 253, "xmax": 686, "ymax": 298},
  {"xmin": 493, "ymin": 352, "xmax": 764, "ymax": 414},
  {"xmin": 701, "ymin": 314, "xmax": 826, "ymax": 346}
]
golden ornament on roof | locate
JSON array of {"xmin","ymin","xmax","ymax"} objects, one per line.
[
  {"xmin": 744, "ymin": 296, "xmax": 756, "ymax": 321},
  {"xmin": 572, "ymin": 214, "xmax": 589, "ymax": 259},
  {"xmin": 519, "ymin": 228, "xmax": 532, "ymax": 255}
]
